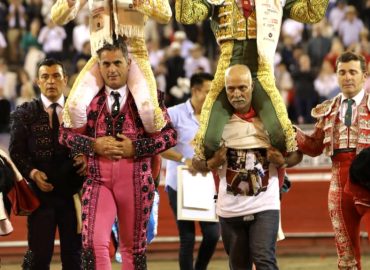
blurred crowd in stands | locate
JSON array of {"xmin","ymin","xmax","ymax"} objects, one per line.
[{"xmin": 0, "ymin": 0, "xmax": 370, "ymax": 133}]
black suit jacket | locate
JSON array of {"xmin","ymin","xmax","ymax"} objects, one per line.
[{"xmin": 9, "ymin": 98, "xmax": 83, "ymax": 199}]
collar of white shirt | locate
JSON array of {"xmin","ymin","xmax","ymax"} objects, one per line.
[
  {"xmin": 41, "ymin": 94, "xmax": 65, "ymax": 110},
  {"xmin": 340, "ymin": 89, "xmax": 365, "ymax": 107}
]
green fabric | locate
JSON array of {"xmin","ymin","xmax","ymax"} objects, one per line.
[
  {"xmin": 230, "ymin": 40, "xmax": 258, "ymax": 75},
  {"xmin": 252, "ymin": 79, "xmax": 286, "ymax": 152},
  {"xmin": 204, "ymin": 90, "xmax": 233, "ymax": 159}
]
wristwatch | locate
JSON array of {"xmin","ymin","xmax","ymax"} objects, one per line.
[{"xmin": 180, "ymin": 156, "xmax": 186, "ymax": 164}]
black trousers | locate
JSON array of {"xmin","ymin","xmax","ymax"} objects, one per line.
[
  {"xmin": 24, "ymin": 194, "xmax": 81, "ymax": 270},
  {"xmin": 167, "ymin": 186, "xmax": 220, "ymax": 270}
]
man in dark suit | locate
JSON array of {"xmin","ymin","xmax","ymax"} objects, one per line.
[
  {"xmin": 9, "ymin": 58, "xmax": 85, "ymax": 270},
  {"xmin": 0, "ymin": 89, "xmax": 11, "ymax": 133}
]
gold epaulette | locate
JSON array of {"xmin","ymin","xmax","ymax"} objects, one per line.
[{"xmin": 311, "ymin": 95, "xmax": 340, "ymax": 118}]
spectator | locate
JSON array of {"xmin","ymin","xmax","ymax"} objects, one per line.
[
  {"xmin": 38, "ymin": 17, "xmax": 66, "ymax": 60},
  {"xmin": 282, "ymin": 18, "xmax": 304, "ymax": 45},
  {"xmin": 154, "ymin": 61, "xmax": 167, "ymax": 93},
  {"xmin": 148, "ymin": 39, "xmax": 165, "ymax": 70},
  {"xmin": 324, "ymin": 37, "xmax": 345, "ymax": 70},
  {"xmin": 338, "ymin": 5, "xmax": 364, "ymax": 49},
  {"xmin": 72, "ymin": 14, "xmax": 89, "ymax": 54},
  {"xmin": 292, "ymin": 54, "xmax": 318, "ymax": 124},
  {"xmin": 280, "ymin": 35, "xmax": 298, "ymax": 73},
  {"xmin": 363, "ymin": 0, "xmax": 370, "ymax": 31},
  {"xmin": 68, "ymin": 58, "xmax": 87, "ymax": 90},
  {"xmin": 0, "ymin": 31, "xmax": 7, "ymax": 59},
  {"xmin": 184, "ymin": 43, "xmax": 211, "ymax": 78},
  {"xmin": 165, "ymin": 42, "xmax": 185, "ymax": 106},
  {"xmin": 173, "ymin": 30, "xmax": 194, "ymax": 59},
  {"xmin": 7, "ymin": 0, "xmax": 27, "ymax": 64},
  {"xmin": 314, "ymin": 60, "xmax": 339, "ymax": 101},
  {"xmin": 328, "ymin": 0, "xmax": 347, "ymax": 34},
  {"xmin": 15, "ymin": 69, "xmax": 36, "ymax": 106},
  {"xmin": 25, "ymin": 0, "xmax": 43, "ymax": 25},
  {"xmin": 20, "ymin": 18, "xmax": 42, "ymax": 57},
  {"xmin": 71, "ymin": 40, "xmax": 91, "ymax": 73},
  {"xmin": 275, "ymin": 62, "xmax": 294, "ymax": 106},
  {"xmin": 0, "ymin": 2, "xmax": 8, "ymax": 34},
  {"xmin": 307, "ymin": 22, "xmax": 332, "ymax": 73},
  {"xmin": 0, "ymin": 58, "xmax": 17, "ymax": 102}
]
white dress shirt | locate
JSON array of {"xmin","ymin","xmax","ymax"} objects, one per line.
[
  {"xmin": 339, "ymin": 89, "xmax": 365, "ymax": 125},
  {"xmin": 105, "ymin": 85, "xmax": 128, "ymax": 113}
]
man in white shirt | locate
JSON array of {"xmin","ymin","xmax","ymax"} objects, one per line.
[{"xmin": 194, "ymin": 65, "xmax": 302, "ymax": 269}]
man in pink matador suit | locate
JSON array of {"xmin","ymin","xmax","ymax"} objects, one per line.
[
  {"xmin": 51, "ymin": 0, "xmax": 172, "ymax": 134},
  {"xmin": 59, "ymin": 39, "xmax": 177, "ymax": 270}
]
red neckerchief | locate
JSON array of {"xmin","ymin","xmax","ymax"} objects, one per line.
[{"xmin": 235, "ymin": 107, "xmax": 256, "ymax": 122}]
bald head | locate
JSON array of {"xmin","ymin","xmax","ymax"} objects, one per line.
[
  {"xmin": 225, "ymin": 65, "xmax": 253, "ymax": 113},
  {"xmin": 225, "ymin": 65, "xmax": 252, "ymax": 82}
]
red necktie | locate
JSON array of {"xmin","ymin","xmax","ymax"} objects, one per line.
[{"xmin": 241, "ymin": 0, "xmax": 253, "ymax": 18}]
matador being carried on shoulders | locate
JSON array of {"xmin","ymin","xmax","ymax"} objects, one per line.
[
  {"xmin": 51, "ymin": 0, "xmax": 172, "ymax": 132},
  {"xmin": 176, "ymin": 0, "xmax": 329, "ymax": 160}
]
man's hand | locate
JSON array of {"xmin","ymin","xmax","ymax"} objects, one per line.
[
  {"xmin": 73, "ymin": 155, "xmax": 87, "ymax": 176},
  {"xmin": 67, "ymin": 0, "xmax": 76, "ymax": 8},
  {"xmin": 207, "ymin": 145, "xmax": 227, "ymax": 170},
  {"xmin": 94, "ymin": 135, "xmax": 135, "ymax": 160},
  {"xmin": 93, "ymin": 136, "xmax": 121, "ymax": 160},
  {"xmin": 185, "ymin": 158, "xmax": 197, "ymax": 175},
  {"xmin": 32, "ymin": 170, "xmax": 54, "ymax": 192},
  {"xmin": 267, "ymin": 147, "xmax": 285, "ymax": 167},
  {"xmin": 116, "ymin": 133, "xmax": 135, "ymax": 158},
  {"xmin": 192, "ymin": 145, "xmax": 227, "ymax": 173}
]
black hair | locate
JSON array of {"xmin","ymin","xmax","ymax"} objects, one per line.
[
  {"xmin": 190, "ymin": 72, "xmax": 214, "ymax": 88},
  {"xmin": 336, "ymin": 51, "xmax": 366, "ymax": 73},
  {"xmin": 37, "ymin": 58, "xmax": 67, "ymax": 77},
  {"xmin": 96, "ymin": 37, "xmax": 129, "ymax": 61}
]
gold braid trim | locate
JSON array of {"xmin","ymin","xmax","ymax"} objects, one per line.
[
  {"xmin": 175, "ymin": 0, "xmax": 210, "ymax": 24},
  {"xmin": 194, "ymin": 41, "xmax": 234, "ymax": 159},
  {"xmin": 129, "ymin": 37, "xmax": 165, "ymax": 131},
  {"xmin": 51, "ymin": 0, "xmax": 79, "ymax": 25},
  {"xmin": 257, "ymin": 60, "xmax": 297, "ymax": 152},
  {"xmin": 63, "ymin": 56, "xmax": 99, "ymax": 128},
  {"xmin": 137, "ymin": 0, "xmax": 172, "ymax": 24},
  {"xmin": 289, "ymin": 0, "xmax": 329, "ymax": 23}
]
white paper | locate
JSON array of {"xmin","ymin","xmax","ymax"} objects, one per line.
[
  {"xmin": 182, "ymin": 170, "xmax": 215, "ymax": 210},
  {"xmin": 177, "ymin": 166, "xmax": 218, "ymax": 222}
]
